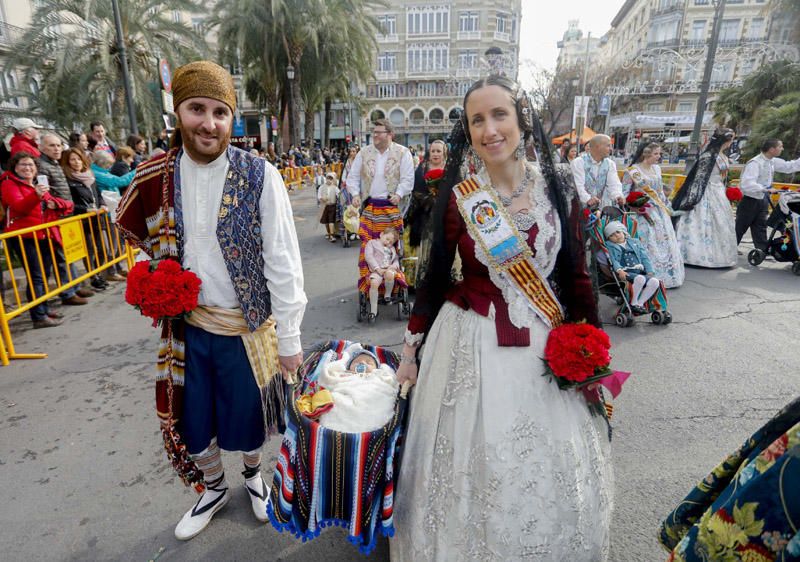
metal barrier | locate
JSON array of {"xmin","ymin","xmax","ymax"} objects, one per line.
[
  {"xmin": 0, "ymin": 209, "xmax": 134, "ymax": 365},
  {"xmin": 279, "ymin": 162, "xmax": 343, "ymax": 190}
]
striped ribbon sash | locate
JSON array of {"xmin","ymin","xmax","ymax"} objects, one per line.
[{"xmin": 453, "ymin": 176, "xmax": 564, "ymax": 328}]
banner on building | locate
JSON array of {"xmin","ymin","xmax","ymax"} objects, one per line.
[{"xmin": 572, "ymin": 96, "xmax": 590, "ymax": 129}]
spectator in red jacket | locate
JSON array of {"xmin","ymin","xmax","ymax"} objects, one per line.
[
  {"xmin": 1, "ymin": 152, "xmax": 75, "ymax": 327},
  {"xmin": 9, "ymin": 118, "xmax": 43, "ymax": 158}
]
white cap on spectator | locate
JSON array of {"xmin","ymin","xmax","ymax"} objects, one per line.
[{"xmin": 12, "ymin": 117, "xmax": 43, "ymax": 131}]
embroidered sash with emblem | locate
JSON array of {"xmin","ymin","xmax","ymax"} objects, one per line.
[{"xmin": 453, "ymin": 176, "xmax": 564, "ymax": 328}]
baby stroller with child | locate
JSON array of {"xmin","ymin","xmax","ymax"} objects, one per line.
[
  {"xmin": 747, "ymin": 190, "xmax": 800, "ymax": 276},
  {"xmin": 336, "ymin": 188, "xmax": 360, "ymax": 248},
  {"xmin": 356, "ymin": 222, "xmax": 412, "ymax": 324},
  {"xmin": 267, "ymin": 340, "xmax": 409, "ymax": 555},
  {"xmin": 588, "ymin": 207, "xmax": 672, "ymax": 327}
]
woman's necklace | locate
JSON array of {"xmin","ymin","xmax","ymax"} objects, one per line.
[{"xmin": 497, "ymin": 165, "xmax": 533, "ymax": 207}]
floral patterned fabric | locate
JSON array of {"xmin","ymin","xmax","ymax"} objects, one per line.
[
  {"xmin": 622, "ymin": 165, "xmax": 685, "ymax": 288},
  {"xmin": 675, "ymin": 155, "xmax": 738, "ymax": 268},
  {"xmin": 660, "ymin": 396, "xmax": 800, "ymax": 561}
]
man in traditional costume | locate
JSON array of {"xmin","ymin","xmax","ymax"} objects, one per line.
[
  {"xmin": 571, "ymin": 134, "xmax": 625, "ymax": 209},
  {"xmin": 345, "ymin": 119, "xmax": 414, "ymax": 307},
  {"xmin": 737, "ymin": 138, "xmax": 800, "ymax": 250},
  {"xmin": 116, "ymin": 61, "xmax": 306, "ymax": 540}
]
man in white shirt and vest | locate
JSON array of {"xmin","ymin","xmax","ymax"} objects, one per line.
[
  {"xmin": 117, "ymin": 61, "xmax": 307, "ymax": 540},
  {"xmin": 737, "ymin": 138, "xmax": 800, "ymax": 250},
  {"xmin": 345, "ymin": 119, "xmax": 414, "ymax": 313},
  {"xmin": 571, "ymin": 134, "xmax": 626, "ymax": 209}
]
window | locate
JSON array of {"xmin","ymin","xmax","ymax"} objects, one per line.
[
  {"xmin": 678, "ymin": 101, "xmax": 693, "ymax": 112},
  {"xmin": 448, "ymin": 108, "xmax": 461, "ymax": 123},
  {"xmin": 172, "ymin": 10, "xmax": 182, "ymax": 24},
  {"xmin": 691, "ymin": 20, "xmax": 706, "ymax": 41},
  {"xmin": 377, "ymin": 84, "xmax": 396, "ymax": 98},
  {"xmin": 719, "ymin": 19, "xmax": 740, "ymax": 43},
  {"xmin": 457, "ymin": 81, "xmax": 471, "ymax": 97},
  {"xmin": 496, "ymin": 12, "xmax": 509, "ymax": 34},
  {"xmin": 406, "ymin": 43, "xmax": 449, "ymax": 74},
  {"xmin": 29, "ymin": 78, "xmax": 39, "ymax": 97},
  {"xmin": 389, "ymin": 108, "xmax": 404, "ymax": 126},
  {"xmin": 694, "ymin": 0, "xmax": 709, "ymax": 4},
  {"xmin": 378, "ymin": 15, "xmax": 396, "ymax": 36},
  {"xmin": 370, "ymin": 109, "xmax": 386, "ymax": 121},
  {"xmin": 646, "ymin": 102, "xmax": 663, "ymax": 111},
  {"xmin": 377, "ymin": 53, "xmax": 396, "ymax": 72},
  {"xmin": 429, "ymin": 108, "xmax": 444, "ymax": 123},
  {"xmin": 417, "ymin": 82, "xmax": 436, "ymax": 97},
  {"xmin": 409, "ymin": 108, "xmax": 424, "ymax": 123},
  {"xmin": 459, "ymin": 12, "xmax": 478, "ymax": 32},
  {"xmin": 749, "ymin": 18, "xmax": 764, "ymax": 40},
  {"xmin": 6, "ymin": 72, "xmax": 18, "ymax": 106},
  {"xmin": 407, "ymin": 7, "xmax": 449, "ymax": 36},
  {"xmin": 711, "ymin": 61, "xmax": 733, "ymax": 82},
  {"xmin": 458, "ymin": 50, "xmax": 477, "ymax": 69},
  {"xmin": 684, "ymin": 64, "xmax": 698, "ymax": 82},
  {"xmin": 740, "ymin": 58, "xmax": 755, "ymax": 77},
  {"xmin": 191, "ymin": 17, "xmax": 205, "ymax": 33}
]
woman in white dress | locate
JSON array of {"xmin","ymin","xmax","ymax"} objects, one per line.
[
  {"xmin": 672, "ymin": 129, "xmax": 738, "ymax": 268},
  {"xmin": 391, "ymin": 75, "xmax": 613, "ymax": 562},
  {"xmin": 622, "ymin": 143, "xmax": 685, "ymax": 288}
]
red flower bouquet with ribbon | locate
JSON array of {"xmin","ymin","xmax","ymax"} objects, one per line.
[
  {"xmin": 625, "ymin": 190, "xmax": 654, "ymax": 225},
  {"xmin": 125, "ymin": 259, "xmax": 202, "ymax": 327},
  {"xmin": 543, "ymin": 322, "xmax": 630, "ymax": 399},
  {"xmin": 726, "ymin": 187, "xmax": 743, "ymax": 202},
  {"xmin": 423, "ymin": 168, "xmax": 445, "ymax": 196}
]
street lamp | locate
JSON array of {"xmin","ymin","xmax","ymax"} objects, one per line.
[{"xmin": 286, "ymin": 63, "xmax": 297, "ymax": 148}]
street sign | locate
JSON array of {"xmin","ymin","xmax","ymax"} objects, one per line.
[
  {"xmin": 598, "ymin": 95, "xmax": 611, "ymax": 116},
  {"xmin": 232, "ymin": 116, "xmax": 246, "ymax": 137},
  {"xmin": 159, "ymin": 59, "xmax": 172, "ymax": 93},
  {"xmin": 345, "ymin": 135, "xmax": 351, "ymax": 143},
  {"xmin": 572, "ymin": 96, "xmax": 590, "ymax": 130}
]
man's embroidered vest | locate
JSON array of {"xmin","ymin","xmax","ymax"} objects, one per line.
[
  {"xmin": 582, "ymin": 153, "xmax": 610, "ymax": 197},
  {"xmin": 359, "ymin": 142, "xmax": 407, "ymax": 200},
  {"xmin": 175, "ymin": 146, "xmax": 272, "ymax": 332}
]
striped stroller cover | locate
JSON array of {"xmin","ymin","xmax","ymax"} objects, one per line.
[
  {"xmin": 267, "ymin": 340, "xmax": 407, "ymax": 554},
  {"xmin": 588, "ymin": 211, "xmax": 669, "ymax": 312}
]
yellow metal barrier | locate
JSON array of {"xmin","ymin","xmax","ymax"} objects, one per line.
[
  {"xmin": 279, "ymin": 162, "xmax": 344, "ymax": 190},
  {"xmin": 0, "ymin": 209, "xmax": 134, "ymax": 366},
  {"xmin": 617, "ymin": 169, "xmax": 799, "ymax": 199}
]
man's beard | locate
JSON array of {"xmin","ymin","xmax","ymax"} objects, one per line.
[{"xmin": 176, "ymin": 117, "xmax": 232, "ymax": 162}]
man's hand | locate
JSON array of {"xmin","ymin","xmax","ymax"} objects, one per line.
[
  {"xmin": 279, "ymin": 353, "xmax": 303, "ymax": 383},
  {"xmin": 389, "ymin": 193, "xmax": 401, "ymax": 205},
  {"xmin": 587, "ymin": 196, "xmax": 600, "ymax": 207}
]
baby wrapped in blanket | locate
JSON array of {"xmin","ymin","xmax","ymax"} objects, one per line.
[{"xmin": 317, "ymin": 346, "xmax": 399, "ymax": 433}]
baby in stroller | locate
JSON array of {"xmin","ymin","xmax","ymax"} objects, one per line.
[
  {"xmin": 364, "ymin": 227, "xmax": 403, "ymax": 320},
  {"xmin": 605, "ymin": 220, "xmax": 660, "ymax": 315}
]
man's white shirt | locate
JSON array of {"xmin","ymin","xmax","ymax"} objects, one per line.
[
  {"xmin": 570, "ymin": 154, "xmax": 623, "ymax": 205},
  {"xmin": 345, "ymin": 145, "xmax": 414, "ymax": 199}
]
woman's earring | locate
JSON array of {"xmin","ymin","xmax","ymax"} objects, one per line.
[{"xmin": 515, "ymin": 137, "xmax": 526, "ymax": 160}]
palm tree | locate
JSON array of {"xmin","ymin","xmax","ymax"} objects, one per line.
[
  {"xmin": 213, "ymin": 0, "xmax": 381, "ymax": 150},
  {"xmin": 7, "ymin": 0, "xmax": 209, "ymax": 138}
]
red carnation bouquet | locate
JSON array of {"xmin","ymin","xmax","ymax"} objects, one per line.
[
  {"xmin": 423, "ymin": 168, "xmax": 445, "ymax": 196},
  {"xmin": 543, "ymin": 322, "xmax": 630, "ymax": 398},
  {"xmin": 125, "ymin": 259, "xmax": 202, "ymax": 327},
  {"xmin": 625, "ymin": 190, "xmax": 654, "ymax": 224},
  {"xmin": 726, "ymin": 187, "xmax": 743, "ymax": 202}
]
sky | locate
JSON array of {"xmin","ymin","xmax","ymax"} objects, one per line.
[{"xmin": 518, "ymin": 0, "xmax": 627, "ymax": 86}]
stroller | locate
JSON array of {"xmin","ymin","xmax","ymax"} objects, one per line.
[
  {"xmin": 588, "ymin": 207, "xmax": 672, "ymax": 327},
  {"xmin": 747, "ymin": 190, "xmax": 800, "ymax": 276},
  {"xmin": 267, "ymin": 340, "xmax": 409, "ymax": 555},
  {"xmin": 356, "ymin": 225, "xmax": 412, "ymax": 324},
  {"xmin": 337, "ymin": 189, "xmax": 359, "ymax": 249}
]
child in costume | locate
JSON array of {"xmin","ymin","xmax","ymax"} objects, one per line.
[
  {"xmin": 364, "ymin": 227, "xmax": 401, "ymax": 317},
  {"xmin": 317, "ymin": 172, "xmax": 339, "ymax": 242},
  {"xmin": 605, "ymin": 220, "xmax": 660, "ymax": 314},
  {"xmin": 343, "ymin": 203, "xmax": 360, "ymax": 241}
]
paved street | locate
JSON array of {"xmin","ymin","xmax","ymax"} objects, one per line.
[{"xmin": 0, "ymin": 185, "xmax": 797, "ymax": 562}]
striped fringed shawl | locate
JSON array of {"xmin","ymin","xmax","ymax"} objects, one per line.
[{"xmin": 268, "ymin": 340, "xmax": 407, "ymax": 555}]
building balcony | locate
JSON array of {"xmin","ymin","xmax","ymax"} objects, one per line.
[
  {"xmin": 456, "ymin": 68, "xmax": 480, "ymax": 78},
  {"xmin": 457, "ymin": 31, "xmax": 481, "ymax": 41},
  {"xmin": 647, "ymin": 38, "xmax": 680, "ymax": 49},
  {"xmin": 684, "ymin": 38, "xmax": 707, "ymax": 48},
  {"xmin": 406, "ymin": 32, "xmax": 450, "ymax": 41},
  {"xmin": 493, "ymin": 31, "xmax": 510, "ymax": 42},
  {"xmin": 405, "ymin": 68, "xmax": 450, "ymax": 78},
  {"xmin": 653, "ymin": 3, "xmax": 683, "ymax": 17},
  {"xmin": 741, "ymin": 36, "xmax": 768, "ymax": 43},
  {"xmin": 377, "ymin": 34, "xmax": 399, "ymax": 43},
  {"xmin": 0, "ymin": 21, "xmax": 25, "ymax": 50},
  {"xmin": 717, "ymin": 38, "xmax": 741, "ymax": 48},
  {"xmin": 375, "ymin": 70, "xmax": 399, "ymax": 80}
]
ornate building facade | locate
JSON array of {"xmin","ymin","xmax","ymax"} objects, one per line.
[{"xmin": 361, "ymin": 0, "xmax": 522, "ymax": 149}]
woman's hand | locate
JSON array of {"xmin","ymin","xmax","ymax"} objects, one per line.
[
  {"xmin": 45, "ymin": 200, "xmax": 56, "ymax": 209},
  {"xmin": 396, "ymin": 361, "xmax": 418, "ymax": 386}
]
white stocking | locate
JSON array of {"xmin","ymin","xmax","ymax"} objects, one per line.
[
  {"xmin": 384, "ymin": 273, "xmax": 395, "ymax": 300},
  {"xmin": 637, "ymin": 277, "xmax": 660, "ymax": 305},
  {"xmin": 630, "ymin": 275, "xmax": 646, "ymax": 306},
  {"xmin": 369, "ymin": 275, "xmax": 380, "ymax": 315}
]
